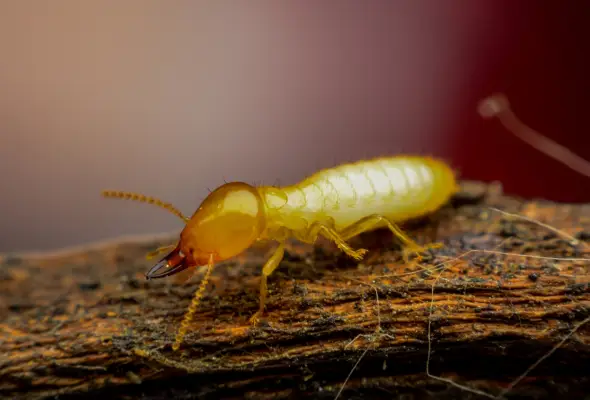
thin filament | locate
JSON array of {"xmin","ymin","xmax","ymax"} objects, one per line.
[
  {"xmin": 489, "ymin": 207, "xmax": 581, "ymax": 246},
  {"xmin": 102, "ymin": 190, "xmax": 189, "ymax": 222},
  {"xmin": 478, "ymin": 93, "xmax": 590, "ymax": 178}
]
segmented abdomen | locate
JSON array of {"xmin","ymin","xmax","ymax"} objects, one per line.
[{"xmin": 283, "ymin": 156, "xmax": 458, "ymax": 230}]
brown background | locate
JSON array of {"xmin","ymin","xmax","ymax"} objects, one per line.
[{"xmin": 1, "ymin": 1, "xmax": 588, "ymax": 253}]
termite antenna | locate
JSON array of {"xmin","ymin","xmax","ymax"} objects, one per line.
[
  {"xmin": 172, "ymin": 254, "xmax": 215, "ymax": 351},
  {"xmin": 478, "ymin": 93, "xmax": 590, "ymax": 178},
  {"xmin": 101, "ymin": 190, "xmax": 189, "ymax": 222}
]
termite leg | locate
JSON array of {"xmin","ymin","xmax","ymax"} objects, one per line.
[
  {"xmin": 302, "ymin": 220, "xmax": 368, "ymax": 261},
  {"xmin": 338, "ymin": 214, "xmax": 442, "ymax": 263},
  {"xmin": 249, "ymin": 242, "xmax": 285, "ymax": 325}
]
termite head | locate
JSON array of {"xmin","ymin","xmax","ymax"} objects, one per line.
[
  {"xmin": 174, "ymin": 182, "xmax": 267, "ymax": 270},
  {"xmin": 102, "ymin": 182, "xmax": 267, "ymax": 280}
]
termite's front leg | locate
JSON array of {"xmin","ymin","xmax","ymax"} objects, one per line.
[
  {"xmin": 249, "ymin": 242, "xmax": 285, "ymax": 325},
  {"xmin": 302, "ymin": 220, "xmax": 368, "ymax": 261},
  {"xmin": 338, "ymin": 214, "xmax": 442, "ymax": 263}
]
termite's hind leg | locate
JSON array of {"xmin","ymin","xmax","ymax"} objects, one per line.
[
  {"xmin": 338, "ymin": 214, "xmax": 442, "ymax": 263},
  {"xmin": 301, "ymin": 220, "xmax": 368, "ymax": 261},
  {"xmin": 249, "ymin": 242, "xmax": 285, "ymax": 326}
]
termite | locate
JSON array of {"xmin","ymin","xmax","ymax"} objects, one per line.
[{"xmin": 103, "ymin": 155, "xmax": 459, "ymax": 350}]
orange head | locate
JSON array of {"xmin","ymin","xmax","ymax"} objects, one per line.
[{"xmin": 102, "ymin": 182, "xmax": 267, "ymax": 280}]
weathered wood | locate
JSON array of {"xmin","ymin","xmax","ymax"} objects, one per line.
[{"xmin": 1, "ymin": 181, "xmax": 590, "ymax": 400}]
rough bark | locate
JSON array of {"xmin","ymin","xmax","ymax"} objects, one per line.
[{"xmin": 1, "ymin": 181, "xmax": 590, "ymax": 400}]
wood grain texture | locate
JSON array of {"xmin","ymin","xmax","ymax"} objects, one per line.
[{"xmin": 1, "ymin": 181, "xmax": 590, "ymax": 400}]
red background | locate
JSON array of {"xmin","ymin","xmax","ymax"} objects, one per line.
[{"xmin": 452, "ymin": 1, "xmax": 590, "ymax": 202}]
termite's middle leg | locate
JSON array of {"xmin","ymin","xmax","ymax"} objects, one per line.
[
  {"xmin": 300, "ymin": 219, "xmax": 368, "ymax": 261},
  {"xmin": 338, "ymin": 214, "xmax": 442, "ymax": 263},
  {"xmin": 249, "ymin": 242, "xmax": 285, "ymax": 325}
]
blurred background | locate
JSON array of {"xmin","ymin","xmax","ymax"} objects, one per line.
[{"xmin": 0, "ymin": 1, "xmax": 589, "ymax": 253}]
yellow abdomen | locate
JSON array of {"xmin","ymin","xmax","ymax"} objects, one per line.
[{"xmin": 274, "ymin": 156, "xmax": 458, "ymax": 231}]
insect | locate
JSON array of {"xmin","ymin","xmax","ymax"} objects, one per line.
[{"xmin": 103, "ymin": 155, "xmax": 459, "ymax": 350}]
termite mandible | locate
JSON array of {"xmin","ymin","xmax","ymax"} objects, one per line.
[{"xmin": 103, "ymin": 155, "xmax": 458, "ymax": 350}]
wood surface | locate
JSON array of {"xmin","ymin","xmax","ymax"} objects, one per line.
[{"xmin": 1, "ymin": 181, "xmax": 590, "ymax": 400}]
